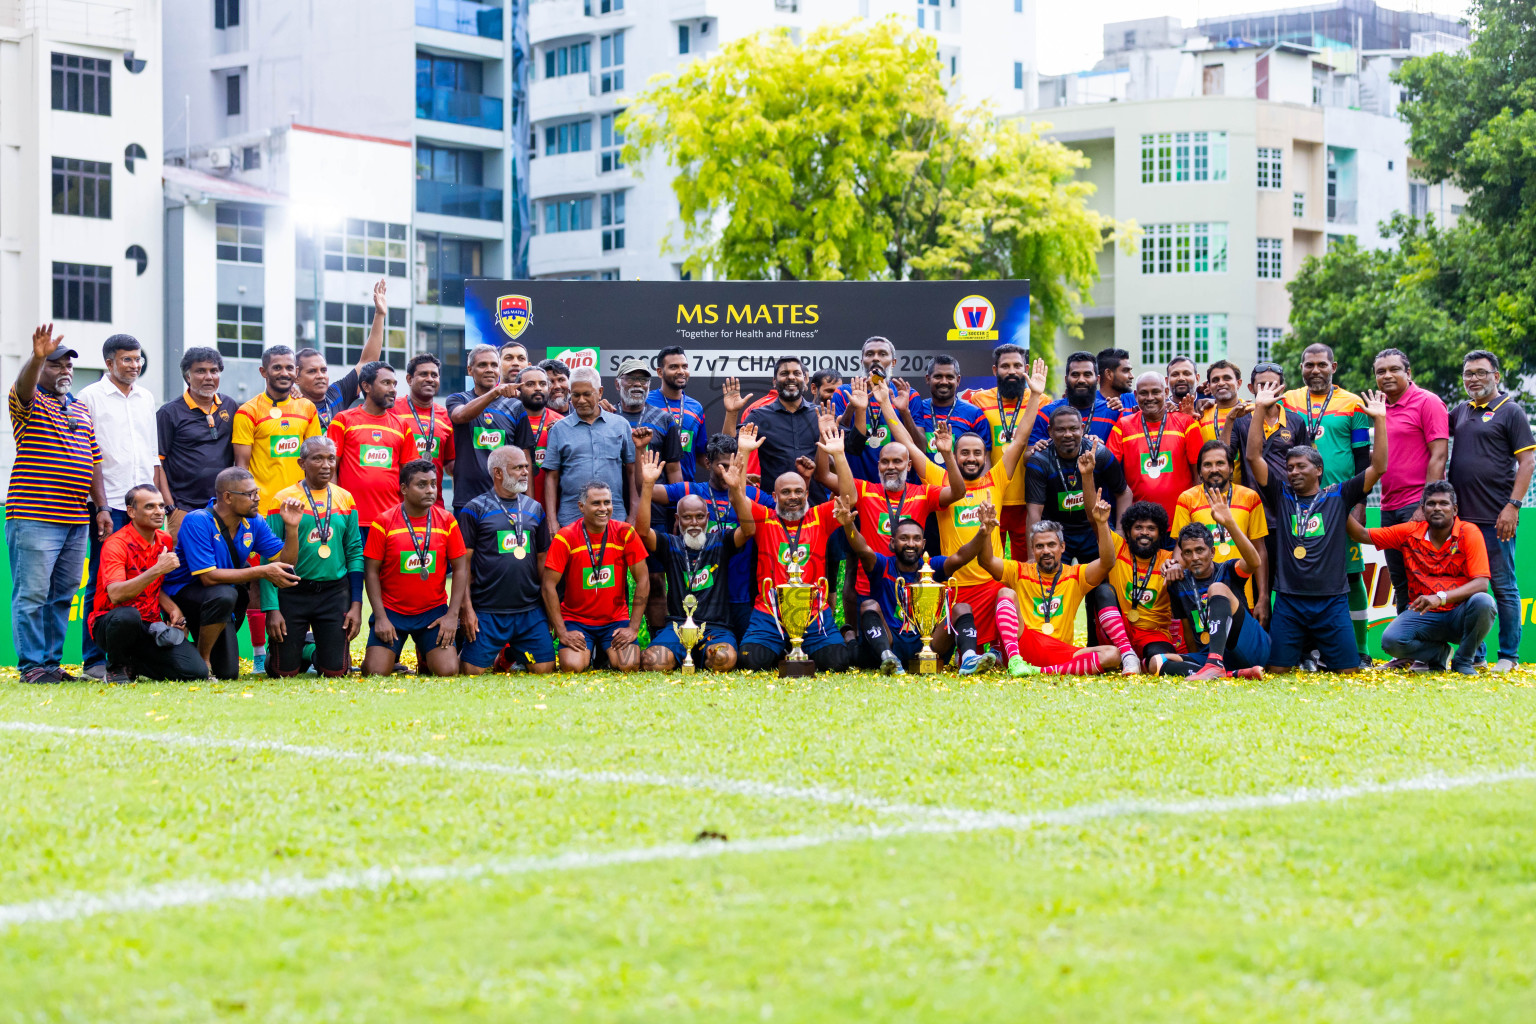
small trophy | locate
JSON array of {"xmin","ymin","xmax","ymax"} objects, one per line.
[
  {"xmin": 895, "ymin": 559, "xmax": 948, "ymax": 674},
  {"xmin": 763, "ymin": 558, "xmax": 828, "ymax": 678},
  {"xmin": 677, "ymin": 594, "xmax": 705, "ymax": 674}
]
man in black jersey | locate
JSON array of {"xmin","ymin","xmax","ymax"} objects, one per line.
[{"xmin": 634, "ymin": 449, "xmax": 755, "ymax": 671}]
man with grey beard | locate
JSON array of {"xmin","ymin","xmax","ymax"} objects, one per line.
[
  {"xmin": 613, "ymin": 356, "xmax": 683, "ymax": 630},
  {"xmin": 538, "ymin": 358, "xmax": 571, "ymax": 414}
]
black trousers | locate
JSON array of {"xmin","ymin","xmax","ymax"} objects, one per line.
[
  {"xmin": 90, "ymin": 606, "xmax": 209, "ymax": 681},
  {"xmin": 170, "ymin": 582, "xmax": 243, "ymax": 680},
  {"xmin": 271, "ymin": 578, "xmax": 351, "ymax": 676},
  {"xmin": 1380, "ymin": 505, "xmax": 1417, "ymax": 614}
]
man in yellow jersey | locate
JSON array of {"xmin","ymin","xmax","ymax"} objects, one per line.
[
  {"xmin": 959, "ymin": 343, "xmax": 1051, "ymax": 558},
  {"xmin": 877, "ymin": 360, "xmax": 1044, "ymax": 673},
  {"xmin": 1171, "ymin": 438, "xmax": 1270, "ymax": 623},
  {"xmin": 976, "ymin": 492, "xmax": 1124, "ymax": 676},
  {"xmin": 1198, "ymin": 360, "xmax": 1245, "ymax": 448},
  {"xmin": 1104, "ymin": 499, "xmax": 1179, "ymax": 670}
]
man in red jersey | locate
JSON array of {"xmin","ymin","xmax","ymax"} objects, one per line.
[
  {"xmin": 542, "ymin": 479, "xmax": 650, "ymax": 673},
  {"xmin": 1108, "ymin": 371, "xmax": 1204, "ymax": 523},
  {"xmin": 394, "ymin": 353, "xmax": 454, "ymax": 500},
  {"xmin": 362, "ymin": 459, "xmax": 468, "ymax": 676},
  {"xmin": 843, "ymin": 434, "xmax": 943, "ymax": 600},
  {"xmin": 329, "ymin": 361, "xmax": 420, "ymax": 545}
]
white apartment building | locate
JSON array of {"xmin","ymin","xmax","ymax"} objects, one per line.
[
  {"xmin": 1025, "ymin": 23, "xmax": 1468, "ymax": 378},
  {"xmin": 0, "ymin": 0, "xmax": 164, "ymax": 498},
  {"xmin": 161, "ymin": 0, "xmax": 528, "ymax": 393},
  {"xmin": 526, "ymin": 0, "xmax": 1039, "ymax": 281}
]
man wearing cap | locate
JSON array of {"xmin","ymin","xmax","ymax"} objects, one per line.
[
  {"xmin": 542, "ymin": 366, "xmax": 638, "ymax": 527},
  {"xmin": 614, "ymin": 355, "xmax": 683, "ymax": 630},
  {"xmin": 7, "ymin": 325, "xmax": 110, "ymax": 683}
]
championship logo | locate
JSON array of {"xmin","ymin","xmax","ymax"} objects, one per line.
[
  {"xmin": 497, "ymin": 294, "xmax": 531, "ymax": 340},
  {"xmin": 549, "ymin": 346, "xmax": 600, "ymax": 371},
  {"xmin": 947, "ymin": 294, "xmax": 998, "ymax": 341}
]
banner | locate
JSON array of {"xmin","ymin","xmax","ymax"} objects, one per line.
[{"xmin": 465, "ymin": 280, "xmax": 1032, "ymax": 435}]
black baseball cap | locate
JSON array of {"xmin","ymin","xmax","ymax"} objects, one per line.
[{"xmin": 46, "ymin": 346, "xmax": 80, "ymax": 362}]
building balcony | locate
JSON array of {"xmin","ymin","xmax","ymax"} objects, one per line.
[
  {"xmin": 530, "ymin": 0, "xmax": 590, "ymax": 43},
  {"xmin": 416, "ymin": 85, "xmax": 503, "ymax": 130},
  {"xmin": 416, "ymin": 0, "xmax": 503, "ymax": 38},
  {"xmin": 530, "ymin": 73, "xmax": 602, "ymax": 122},
  {"xmin": 530, "ymin": 150, "xmax": 613, "ymax": 199},
  {"xmin": 417, "ymin": 180, "xmax": 504, "ymax": 221},
  {"xmin": 1326, "ymin": 198, "xmax": 1358, "ymax": 224},
  {"xmin": 529, "ymin": 228, "xmax": 603, "ymax": 273}
]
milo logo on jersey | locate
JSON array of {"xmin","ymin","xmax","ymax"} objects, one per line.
[
  {"xmin": 269, "ymin": 435, "xmax": 302, "ymax": 458},
  {"xmin": 868, "ymin": 424, "xmax": 890, "ymax": 447},
  {"xmin": 1290, "ymin": 513, "xmax": 1325, "ymax": 538},
  {"xmin": 875, "ymin": 511, "xmax": 895, "ymax": 536},
  {"xmin": 678, "ymin": 428, "xmax": 694, "ymax": 451},
  {"xmin": 1057, "ymin": 489, "xmax": 1084, "ymax": 512},
  {"xmin": 474, "ymin": 428, "xmax": 505, "ymax": 450},
  {"xmin": 495, "ymin": 529, "xmax": 526, "ymax": 554},
  {"xmin": 952, "ymin": 504, "xmax": 983, "ymax": 529},
  {"xmin": 776, "ymin": 542, "xmax": 810, "ymax": 566},
  {"xmin": 306, "ymin": 527, "xmax": 329, "ymax": 546},
  {"xmin": 1123, "ymin": 582, "xmax": 1158, "ymax": 606},
  {"xmin": 533, "ymin": 446, "xmax": 547, "ymax": 466},
  {"xmin": 1031, "ymin": 594, "xmax": 1065, "ymax": 619},
  {"xmin": 415, "ymin": 434, "xmax": 440, "ymax": 458},
  {"xmin": 400, "ymin": 551, "xmax": 437, "ymax": 574},
  {"xmin": 359, "ymin": 444, "xmax": 393, "ymax": 468},
  {"xmin": 582, "ymin": 565, "xmax": 617, "ymax": 589},
  {"xmin": 686, "ymin": 564, "xmax": 716, "ymax": 591}
]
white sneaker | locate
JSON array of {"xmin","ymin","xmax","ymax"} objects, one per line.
[
  {"xmin": 1492, "ymin": 659, "xmax": 1516, "ymax": 674},
  {"xmin": 1121, "ymin": 652, "xmax": 1141, "ymax": 675}
]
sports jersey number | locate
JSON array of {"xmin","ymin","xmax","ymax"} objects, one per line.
[
  {"xmin": 582, "ymin": 565, "xmax": 617, "ymax": 589},
  {"xmin": 359, "ymin": 444, "xmax": 393, "ymax": 469},
  {"xmin": 400, "ymin": 551, "xmax": 437, "ymax": 574}
]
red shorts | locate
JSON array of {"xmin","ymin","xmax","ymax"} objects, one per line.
[
  {"xmin": 1018, "ymin": 627, "xmax": 1083, "ymax": 667},
  {"xmin": 999, "ymin": 504, "xmax": 1029, "ymax": 560},
  {"xmin": 951, "ymin": 581, "xmax": 1002, "ymax": 647},
  {"xmin": 1127, "ymin": 623, "xmax": 1178, "ymax": 657}
]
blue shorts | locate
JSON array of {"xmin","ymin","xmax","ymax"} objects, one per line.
[
  {"xmin": 651, "ymin": 621, "xmax": 737, "ymax": 664},
  {"xmin": 1180, "ymin": 611, "xmax": 1271, "ymax": 672},
  {"xmin": 564, "ymin": 619, "xmax": 630, "ymax": 654},
  {"xmin": 1267, "ymin": 592, "xmax": 1358, "ymax": 670},
  {"xmin": 858, "ymin": 629, "xmax": 942, "ymax": 669},
  {"xmin": 368, "ymin": 605, "xmax": 449, "ymax": 658},
  {"xmin": 739, "ymin": 607, "xmax": 842, "ymax": 658},
  {"xmin": 1063, "ymin": 528, "xmax": 1098, "ymax": 565},
  {"xmin": 459, "ymin": 607, "xmax": 556, "ymax": 669}
]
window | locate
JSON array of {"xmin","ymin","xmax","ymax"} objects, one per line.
[
  {"xmin": 216, "ymin": 205, "xmax": 264, "ymax": 263},
  {"xmin": 916, "ymin": 0, "xmax": 940, "ymax": 31},
  {"xmin": 324, "ymin": 219, "xmax": 408, "ymax": 276},
  {"xmin": 1139, "ymin": 223, "xmax": 1227, "ymax": 275},
  {"xmin": 1202, "ymin": 64, "xmax": 1224, "ymax": 96},
  {"xmin": 1257, "ymin": 237, "xmax": 1283, "ymax": 279},
  {"xmin": 242, "ymin": 145, "xmax": 260, "ymax": 170},
  {"xmin": 599, "ymin": 31, "xmax": 625, "ymax": 92},
  {"xmin": 324, "ymin": 303, "xmax": 407, "ymax": 370},
  {"xmin": 600, "ymin": 112, "xmax": 624, "ymax": 172},
  {"xmin": 1141, "ymin": 314, "xmax": 1227, "ymax": 366},
  {"xmin": 51, "ymin": 158, "xmax": 112, "ymax": 218},
  {"xmin": 679, "ymin": 24, "xmax": 690, "ymax": 54},
  {"xmin": 1409, "ymin": 182, "xmax": 1428, "ymax": 219},
  {"xmin": 418, "ymin": 53, "xmax": 484, "ymax": 93},
  {"xmin": 544, "ymin": 197, "xmax": 594, "ymax": 234},
  {"xmin": 1139, "ymin": 132, "xmax": 1227, "ymax": 184},
  {"xmin": 544, "ymin": 120, "xmax": 592, "ymax": 156},
  {"xmin": 225, "ymin": 73, "xmax": 241, "ymax": 116},
  {"xmin": 1326, "ymin": 152, "xmax": 1338, "ymax": 219},
  {"xmin": 1293, "ymin": 191, "xmax": 1306, "ymax": 218},
  {"xmin": 216, "ymin": 304, "xmax": 263, "ymax": 360},
  {"xmin": 584, "ymin": 0, "xmax": 623, "ymax": 11},
  {"xmin": 544, "ymin": 42, "xmax": 590, "ymax": 78},
  {"xmin": 1257, "ymin": 147, "xmax": 1283, "ymax": 190},
  {"xmin": 601, "ymin": 191, "xmax": 625, "ymax": 251},
  {"xmin": 1257, "ymin": 327, "xmax": 1281, "ymax": 362},
  {"xmin": 52, "ymin": 263, "xmax": 112, "ymax": 322},
  {"xmin": 1013, "ymin": 61, "xmax": 1023, "ymax": 89},
  {"xmin": 417, "ymin": 144, "xmax": 483, "ymax": 184},
  {"xmin": 214, "ymin": 0, "xmax": 240, "ymax": 28},
  {"xmin": 51, "ymin": 53, "xmax": 111, "ymax": 115},
  {"xmin": 418, "ymin": 232, "xmax": 483, "ymax": 307}
]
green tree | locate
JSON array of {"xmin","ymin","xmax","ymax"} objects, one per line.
[{"xmin": 619, "ymin": 18, "xmax": 1129, "ymax": 357}]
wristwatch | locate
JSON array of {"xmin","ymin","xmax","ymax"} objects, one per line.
[
  {"xmin": 1436, "ymin": 590, "xmax": 1449, "ymax": 606},
  {"xmin": 1508, "ymin": 499, "xmax": 1522, "ymax": 510}
]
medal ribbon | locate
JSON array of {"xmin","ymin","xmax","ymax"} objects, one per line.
[
  {"xmin": 407, "ymin": 401, "xmax": 436, "ymax": 455},
  {"xmin": 882, "ymin": 485, "xmax": 907, "ymax": 537},
  {"xmin": 301, "ymin": 482, "xmax": 334, "ymax": 544},
  {"xmin": 999, "ymin": 395, "xmax": 1026, "ymax": 442},
  {"xmin": 1141, "ymin": 413, "xmax": 1170, "ymax": 471},
  {"xmin": 401, "ymin": 507, "xmax": 434, "ymax": 576},
  {"xmin": 1037, "ymin": 565, "xmax": 1063, "ymax": 628},
  {"xmin": 1303, "ymin": 385, "xmax": 1334, "ymax": 441},
  {"xmin": 581, "ymin": 522, "xmax": 610, "ymax": 582},
  {"xmin": 497, "ymin": 494, "xmax": 524, "ymax": 550},
  {"xmin": 1289, "ymin": 484, "xmax": 1330, "ymax": 552},
  {"xmin": 1130, "ymin": 552, "xmax": 1157, "ymax": 612}
]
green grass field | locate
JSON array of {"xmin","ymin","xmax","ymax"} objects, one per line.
[{"xmin": 4, "ymin": 665, "xmax": 1536, "ymax": 1022}]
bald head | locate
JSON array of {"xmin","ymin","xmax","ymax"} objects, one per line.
[
  {"xmin": 878, "ymin": 441, "xmax": 911, "ymax": 492},
  {"xmin": 1134, "ymin": 371, "xmax": 1168, "ymax": 421},
  {"xmin": 773, "ymin": 471, "xmax": 809, "ymax": 522}
]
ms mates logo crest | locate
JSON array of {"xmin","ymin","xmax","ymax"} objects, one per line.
[{"xmin": 498, "ymin": 294, "xmax": 531, "ymax": 340}]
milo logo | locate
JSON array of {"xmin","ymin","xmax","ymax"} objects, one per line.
[
  {"xmin": 992, "ymin": 424, "xmax": 1012, "ymax": 446},
  {"xmin": 1290, "ymin": 513, "xmax": 1324, "ymax": 539},
  {"xmin": 876, "ymin": 512, "xmax": 894, "ymax": 536},
  {"xmin": 474, "ymin": 428, "xmax": 505, "ymax": 450},
  {"xmin": 582, "ymin": 565, "xmax": 616, "ymax": 589},
  {"xmin": 1124, "ymin": 583, "xmax": 1158, "ymax": 606},
  {"xmin": 678, "ymin": 428, "xmax": 694, "ymax": 451},
  {"xmin": 1057, "ymin": 490, "xmax": 1084, "ymax": 512},
  {"xmin": 307, "ymin": 527, "xmax": 326, "ymax": 545},
  {"xmin": 952, "ymin": 504, "xmax": 982, "ymax": 529},
  {"xmin": 495, "ymin": 529, "xmax": 526, "ymax": 554},
  {"xmin": 1206, "ymin": 522, "xmax": 1231, "ymax": 544},
  {"xmin": 869, "ymin": 425, "xmax": 889, "ymax": 446},
  {"xmin": 777, "ymin": 542, "xmax": 809, "ymax": 566},
  {"xmin": 401, "ymin": 551, "xmax": 438, "ymax": 574},
  {"xmin": 686, "ymin": 565, "xmax": 715, "ymax": 590},
  {"xmin": 533, "ymin": 446, "xmax": 547, "ymax": 467},
  {"xmin": 415, "ymin": 435, "xmax": 440, "ymax": 458},
  {"xmin": 550, "ymin": 346, "xmax": 599, "ymax": 371},
  {"xmin": 269, "ymin": 435, "xmax": 301, "ymax": 458},
  {"xmin": 1032, "ymin": 595, "xmax": 1064, "ymax": 618},
  {"xmin": 360, "ymin": 444, "xmax": 393, "ymax": 468}
]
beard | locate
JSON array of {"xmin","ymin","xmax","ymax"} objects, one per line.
[
  {"xmin": 997, "ymin": 375, "xmax": 1025, "ymax": 400},
  {"xmin": 621, "ymin": 391, "xmax": 647, "ymax": 412},
  {"xmin": 523, "ymin": 393, "xmax": 546, "ymax": 412},
  {"xmin": 508, "ymin": 479, "xmax": 528, "ymax": 495},
  {"xmin": 881, "ymin": 472, "xmax": 905, "ymax": 492},
  {"xmin": 959, "ymin": 461, "xmax": 985, "ymax": 481},
  {"xmin": 778, "ymin": 504, "xmax": 806, "ymax": 522},
  {"xmin": 1202, "ymin": 475, "xmax": 1228, "ymax": 492},
  {"xmin": 779, "ymin": 383, "xmax": 802, "ymax": 402},
  {"xmin": 682, "ymin": 529, "xmax": 708, "ymax": 551},
  {"xmin": 1066, "ymin": 381, "xmax": 1095, "ymax": 405},
  {"xmin": 1037, "ymin": 555, "xmax": 1059, "ymax": 574},
  {"xmin": 1128, "ymin": 535, "xmax": 1159, "ymax": 559},
  {"xmin": 548, "ymin": 393, "xmax": 569, "ymax": 412}
]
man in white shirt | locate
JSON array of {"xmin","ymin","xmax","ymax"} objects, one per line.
[{"xmin": 77, "ymin": 333, "xmax": 158, "ymax": 677}]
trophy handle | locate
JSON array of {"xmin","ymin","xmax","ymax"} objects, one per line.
[
  {"xmin": 813, "ymin": 576, "xmax": 829, "ymax": 620},
  {"xmin": 894, "ymin": 577, "xmax": 912, "ymax": 631}
]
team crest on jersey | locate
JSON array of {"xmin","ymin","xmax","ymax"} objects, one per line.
[{"xmin": 498, "ymin": 294, "xmax": 531, "ymax": 340}]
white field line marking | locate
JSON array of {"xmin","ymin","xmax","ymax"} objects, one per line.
[
  {"xmin": 0, "ymin": 720, "xmax": 971, "ymax": 821},
  {"xmin": 3, "ymin": 766, "xmax": 1532, "ymax": 929}
]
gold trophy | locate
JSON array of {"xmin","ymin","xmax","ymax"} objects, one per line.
[
  {"xmin": 895, "ymin": 559, "xmax": 949, "ymax": 674},
  {"xmin": 762, "ymin": 558, "xmax": 828, "ymax": 678},
  {"xmin": 676, "ymin": 594, "xmax": 705, "ymax": 674}
]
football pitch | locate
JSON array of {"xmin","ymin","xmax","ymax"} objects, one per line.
[{"xmin": 4, "ymin": 667, "xmax": 1536, "ymax": 1022}]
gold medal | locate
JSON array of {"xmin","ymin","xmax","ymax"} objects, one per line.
[
  {"xmin": 1041, "ymin": 623, "xmax": 1054, "ymax": 636},
  {"xmin": 268, "ymin": 406, "xmax": 283, "ymax": 419},
  {"xmin": 1144, "ymin": 466, "xmax": 1161, "ymax": 480},
  {"xmin": 1199, "ymin": 631, "xmax": 1211, "ymax": 644},
  {"xmin": 1126, "ymin": 609, "xmax": 1141, "ymax": 623},
  {"xmin": 1216, "ymin": 543, "xmax": 1232, "ymax": 556},
  {"xmin": 512, "ymin": 545, "xmax": 527, "ymax": 559},
  {"xmin": 317, "ymin": 544, "xmax": 331, "ymax": 559},
  {"xmin": 1293, "ymin": 544, "xmax": 1307, "ymax": 559}
]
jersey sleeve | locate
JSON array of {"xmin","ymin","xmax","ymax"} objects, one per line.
[
  {"xmin": 1097, "ymin": 447, "xmax": 1127, "ymax": 496},
  {"xmin": 1170, "ymin": 493, "xmax": 1193, "ymax": 534},
  {"xmin": 440, "ymin": 412, "xmax": 456, "ymax": 462},
  {"xmin": 177, "ymin": 516, "xmax": 221, "ymax": 575},
  {"xmin": 232, "ymin": 408, "xmax": 255, "ymax": 447},
  {"xmin": 622, "ymin": 524, "xmax": 648, "ymax": 565},
  {"xmin": 544, "ymin": 531, "xmax": 572, "ymax": 574},
  {"xmin": 511, "ymin": 413, "xmax": 534, "ymax": 450},
  {"xmin": 1183, "ymin": 418, "xmax": 1205, "ymax": 465},
  {"xmin": 251, "ymin": 515, "xmax": 286, "ymax": 560},
  {"xmin": 335, "ymin": 368, "xmax": 360, "ymax": 409},
  {"xmin": 455, "ymin": 507, "xmax": 479, "ymax": 551},
  {"xmin": 363, "ymin": 520, "xmax": 387, "ymax": 561},
  {"xmin": 303, "ymin": 406, "xmax": 323, "ymax": 441},
  {"xmin": 1349, "ymin": 401, "xmax": 1371, "ymax": 449},
  {"xmin": 1424, "ymin": 395, "xmax": 1450, "ymax": 443},
  {"xmin": 98, "ymin": 535, "xmax": 130, "ymax": 589},
  {"xmin": 156, "ymin": 404, "xmax": 173, "ymax": 461},
  {"xmin": 1107, "ymin": 421, "xmax": 1125, "ymax": 461},
  {"xmin": 443, "ymin": 515, "xmax": 467, "ymax": 559},
  {"xmin": 1023, "ymin": 455, "xmax": 1049, "ymax": 506},
  {"xmin": 1339, "ymin": 471, "xmax": 1369, "ymax": 508},
  {"xmin": 1461, "ymin": 523, "xmax": 1490, "ymax": 578},
  {"xmin": 1509, "ymin": 405, "xmax": 1536, "ymax": 455},
  {"xmin": 325, "ymin": 417, "xmax": 345, "ymax": 451},
  {"xmin": 659, "ymin": 422, "xmax": 684, "ymax": 464}
]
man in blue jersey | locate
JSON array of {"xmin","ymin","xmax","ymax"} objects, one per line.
[
  {"xmin": 832, "ymin": 336, "xmax": 901, "ymax": 482},
  {"xmin": 295, "ymin": 278, "xmax": 387, "ymax": 432},
  {"xmin": 900, "ymin": 354, "xmax": 991, "ymax": 464},
  {"xmin": 1097, "ymin": 348, "xmax": 1139, "ymax": 415},
  {"xmin": 1030, "ymin": 351, "xmax": 1127, "ymax": 445},
  {"xmin": 647, "ymin": 346, "xmax": 706, "ymax": 482}
]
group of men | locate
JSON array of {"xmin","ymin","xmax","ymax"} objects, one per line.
[{"xmin": 7, "ymin": 302, "xmax": 1532, "ymax": 682}]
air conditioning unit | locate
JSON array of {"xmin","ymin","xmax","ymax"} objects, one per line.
[{"xmin": 208, "ymin": 147, "xmax": 233, "ymax": 170}]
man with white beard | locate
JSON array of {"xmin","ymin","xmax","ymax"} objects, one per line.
[
  {"xmin": 614, "ymin": 356, "xmax": 683, "ymax": 631},
  {"xmin": 455, "ymin": 445, "xmax": 555, "ymax": 674},
  {"xmin": 634, "ymin": 449, "xmax": 756, "ymax": 672}
]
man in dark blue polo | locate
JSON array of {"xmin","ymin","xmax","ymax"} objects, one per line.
[
  {"xmin": 1030, "ymin": 350, "xmax": 1127, "ymax": 444},
  {"xmin": 741, "ymin": 357, "xmax": 827, "ymax": 501}
]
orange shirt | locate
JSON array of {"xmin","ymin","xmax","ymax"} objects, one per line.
[
  {"xmin": 1365, "ymin": 519, "xmax": 1489, "ymax": 612},
  {"xmin": 1106, "ymin": 531, "xmax": 1173, "ymax": 633},
  {"xmin": 1107, "ymin": 410, "xmax": 1204, "ymax": 519},
  {"xmin": 961, "ymin": 386, "xmax": 1049, "ymax": 506},
  {"xmin": 1170, "ymin": 483, "xmax": 1269, "ymax": 563}
]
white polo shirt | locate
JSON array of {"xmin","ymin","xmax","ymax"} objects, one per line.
[{"xmin": 77, "ymin": 376, "xmax": 158, "ymax": 510}]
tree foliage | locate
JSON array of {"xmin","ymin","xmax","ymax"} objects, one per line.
[
  {"xmin": 1285, "ymin": 0, "xmax": 1532, "ymax": 400},
  {"xmin": 619, "ymin": 18, "xmax": 1129, "ymax": 357}
]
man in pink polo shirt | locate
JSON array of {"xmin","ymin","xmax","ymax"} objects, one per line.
[{"xmin": 1373, "ymin": 347, "xmax": 1449, "ymax": 620}]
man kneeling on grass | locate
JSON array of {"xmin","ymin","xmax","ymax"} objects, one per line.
[
  {"xmin": 1153, "ymin": 487, "xmax": 1268, "ymax": 679},
  {"xmin": 362, "ymin": 459, "xmax": 469, "ymax": 677},
  {"xmin": 542, "ymin": 481, "xmax": 649, "ymax": 673}
]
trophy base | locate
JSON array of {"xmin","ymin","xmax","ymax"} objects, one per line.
[
  {"xmin": 910, "ymin": 655, "xmax": 941, "ymax": 675},
  {"xmin": 680, "ymin": 663, "xmax": 696, "ymax": 675},
  {"xmin": 778, "ymin": 658, "xmax": 817, "ymax": 678}
]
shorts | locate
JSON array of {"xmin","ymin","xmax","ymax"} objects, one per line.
[
  {"xmin": 1017, "ymin": 627, "xmax": 1084, "ymax": 667},
  {"xmin": 951, "ymin": 581, "xmax": 1002, "ymax": 648},
  {"xmin": 1126, "ymin": 621, "xmax": 1178, "ymax": 658},
  {"xmin": 740, "ymin": 607, "xmax": 843, "ymax": 658},
  {"xmin": 563, "ymin": 619, "xmax": 631, "ymax": 654},
  {"xmin": 368, "ymin": 604, "xmax": 449, "ymax": 657},
  {"xmin": 1267, "ymin": 591, "xmax": 1358, "ymax": 670},
  {"xmin": 857, "ymin": 629, "xmax": 938, "ymax": 669},
  {"xmin": 651, "ymin": 621, "xmax": 737, "ymax": 664},
  {"xmin": 459, "ymin": 607, "xmax": 556, "ymax": 669},
  {"xmin": 999, "ymin": 505, "xmax": 1029, "ymax": 559},
  {"xmin": 1180, "ymin": 612, "xmax": 1271, "ymax": 672}
]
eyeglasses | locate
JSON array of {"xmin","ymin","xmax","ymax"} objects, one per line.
[
  {"xmin": 1462, "ymin": 370, "xmax": 1496, "ymax": 381},
  {"xmin": 229, "ymin": 489, "xmax": 261, "ymax": 501}
]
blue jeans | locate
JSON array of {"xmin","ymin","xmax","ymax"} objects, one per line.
[
  {"xmin": 1474, "ymin": 523, "xmax": 1521, "ymax": 663},
  {"xmin": 6, "ymin": 518, "xmax": 90, "ymax": 672},
  {"xmin": 80, "ymin": 507, "xmax": 130, "ymax": 668},
  {"xmin": 1383, "ymin": 592, "xmax": 1498, "ymax": 671}
]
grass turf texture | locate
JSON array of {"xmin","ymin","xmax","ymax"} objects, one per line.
[{"xmin": 4, "ymin": 667, "xmax": 1536, "ymax": 1022}]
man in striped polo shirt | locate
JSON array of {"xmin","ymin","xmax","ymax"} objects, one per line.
[{"xmin": 7, "ymin": 325, "xmax": 110, "ymax": 683}]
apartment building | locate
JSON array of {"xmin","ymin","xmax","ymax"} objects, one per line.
[
  {"xmin": 0, "ymin": 0, "xmax": 165, "ymax": 495},
  {"xmin": 525, "ymin": 0, "xmax": 1039, "ymax": 281}
]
